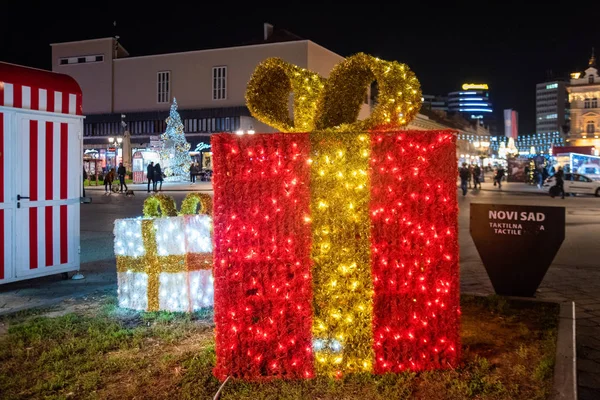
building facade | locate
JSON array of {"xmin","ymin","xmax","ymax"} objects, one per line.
[
  {"xmin": 421, "ymin": 94, "xmax": 448, "ymax": 112},
  {"xmin": 447, "ymin": 83, "xmax": 493, "ymax": 120},
  {"xmin": 51, "ymin": 25, "xmax": 369, "ymax": 166},
  {"xmin": 566, "ymin": 53, "xmax": 600, "ymax": 150},
  {"xmin": 535, "ymin": 80, "xmax": 568, "ymax": 135},
  {"xmin": 489, "ymin": 132, "xmax": 564, "ymax": 156}
]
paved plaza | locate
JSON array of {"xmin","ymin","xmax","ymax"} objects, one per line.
[{"xmin": 1, "ymin": 179, "xmax": 599, "ymax": 398}]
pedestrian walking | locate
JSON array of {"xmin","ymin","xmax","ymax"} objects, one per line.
[
  {"xmin": 472, "ymin": 164, "xmax": 481, "ymax": 189},
  {"xmin": 459, "ymin": 163, "xmax": 469, "ymax": 196},
  {"xmin": 153, "ymin": 163, "xmax": 164, "ymax": 192},
  {"xmin": 117, "ymin": 162, "xmax": 128, "ymax": 192},
  {"xmin": 82, "ymin": 166, "xmax": 87, "ymax": 197},
  {"xmin": 147, "ymin": 161, "xmax": 154, "ymax": 193},
  {"xmin": 189, "ymin": 163, "xmax": 197, "ymax": 184},
  {"xmin": 104, "ymin": 168, "xmax": 115, "ymax": 194},
  {"xmin": 555, "ymin": 166, "xmax": 565, "ymax": 199},
  {"xmin": 496, "ymin": 166, "xmax": 505, "ymax": 190}
]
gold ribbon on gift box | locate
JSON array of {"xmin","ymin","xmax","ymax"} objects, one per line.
[
  {"xmin": 116, "ymin": 193, "xmax": 213, "ymax": 311},
  {"xmin": 245, "ymin": 52, "xmax": 422, "ymax": 133}
]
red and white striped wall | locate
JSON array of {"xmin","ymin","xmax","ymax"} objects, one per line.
[
  {"xmin": 0, "ymin": 62, "xmax": 83, "ymax": 284},
  {"xmin": 19, "ymin": 119, "xmax": 74, "ymax": 271},
  {"xmin": 0, "ymin": 83, "xmax": 81, "ymax": 115}
]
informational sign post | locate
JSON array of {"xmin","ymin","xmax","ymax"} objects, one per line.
[{"xmin": 470, "ymin": 203, "xmax": 565, "ymax": 297}]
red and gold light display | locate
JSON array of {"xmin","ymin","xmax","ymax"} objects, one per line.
[
  {"xmin": 212, "ymin": 133, "xmax": 315, "ymax": 380},
  {"xmin": 212, "ymin": 53, "xmax": 460, "ymax": 381},
  {"xmin": 369, "ymin": 131, "xmax": 459, "ymax": 373},
  {"xmin": 212, "ymin": 130, "xmax": 459, "ymax": 380}
]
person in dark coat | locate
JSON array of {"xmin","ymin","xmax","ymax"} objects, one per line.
[
  {"xmin": 555, "ymin": 166, "xmax": 565, "ymax": 199},
  {"xmin": 472, "ymin": 164, "xmax": 482, "ymax": 189},
  {"xmin": 496, "ymin": 166, "xmax": 505, "ymax": 189},
  {"xmin": 117, "ymin": 162, "xmax": 128, "ymax": 192},
  {"xmin": 459, "ymin": 163, "xmax": 469, "ymax": 196},
  {"xmin": 83, "ymin": 166, "xmax": 87, "ymax": 197},
  {"xmin": 104, "ymin": 168, "xmax": 115, "ymax": 194},
  {"xmin": 153, "ymin": 163, "xmax": 164, "ymax": 192},
  {"xmin": 147, "ymin": 161, "xmax": 154, "ymax": 193},
  {"xmin": 189, "ymin": 163, "xmax": 197, "ymax": 184}
]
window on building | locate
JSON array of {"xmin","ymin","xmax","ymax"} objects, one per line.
[
  {"xmin": 212, "ymin": 66, "xmax": 227, "ymax": 100},
  {"xmin": 59, "ymin": 54, "xmax": 104, "ymax": 65},
  {"xmin": 593, "ymin": 98, "xmax": 598, "ymax": 108},
  {"xmin": 587, "ymin": 120, "xmax": 595, "ymax": 134},
  {"xmin": 585, "ymin": 99, "xmax": 591, "ymax": 108},
  {"xmin": 157, "ymin": 71, "xmax": 171, "ymax": 103},
  {"xmin": 590, "ymin": 75, "xmax": 595, "ymax": 84}
]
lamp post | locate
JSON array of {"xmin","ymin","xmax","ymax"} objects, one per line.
[{"xmin": 107, "ymin": 137, "xmax": 114, "ymax": 170}]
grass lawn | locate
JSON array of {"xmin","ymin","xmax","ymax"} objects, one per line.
[{"xmin": 0, "ymin": 294, "xmax": 558, "ymax": 400}]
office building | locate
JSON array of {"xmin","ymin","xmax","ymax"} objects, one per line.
[
  {"xmin": 447, "ymin": 83, "xmax": 498, "ymax": 134},
  {"xmin": 535, "ymin": 80, "xmax": 568, "ymax": 135},
  {"xmin": 421, "ymin": 94, "xmax": 448, "ymax": 111},
  {"xmin": 447, "ymin": 83, "xmax": 493, "ymax": 119}
]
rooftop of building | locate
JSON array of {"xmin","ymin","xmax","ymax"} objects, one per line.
[
  {"xmin": 419, "ymin": 107, "xmax": 487, "ymax": 134},
  {"xmin": 50, "ymin": 23, "xmax": 312, "ymax": 60}
]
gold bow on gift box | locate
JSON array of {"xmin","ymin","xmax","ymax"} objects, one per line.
[{"xmin": 245, "ymin": 52, "xmax": 423, "ymax": 132}]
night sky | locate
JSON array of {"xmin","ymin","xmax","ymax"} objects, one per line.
[{"xmin": 1, "ymin": 4, "xmax": 594, "ymax": 134}]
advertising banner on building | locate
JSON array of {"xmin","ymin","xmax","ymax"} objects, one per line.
[
  {"xmin": 507, "ymin": 157, "xmax": 528, "ymax": 182},
  {"xmin": 504, "ymin": 109, "xmax": 518, "ymax": 139}
]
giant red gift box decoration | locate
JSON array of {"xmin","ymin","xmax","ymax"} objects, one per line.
[{"xmin": 211, "ymin": 54, "xmax": 460, "ymax": 380}]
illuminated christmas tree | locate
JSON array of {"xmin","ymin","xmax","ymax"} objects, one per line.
[{"xmin": 159, "ymin": 98, "xmax": 192, "ymax": 180}]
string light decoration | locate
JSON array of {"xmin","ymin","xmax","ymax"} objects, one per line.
[
  {"xmin": 369, "ymin": 130, "xmax": 460, "ymax": 373},
  {"xmin": 115, "ymin": 194, "xmax": 214, "ymax": 312},
  {"xmin": 158, "ymin": 98, "xmax": 193, "ymax": 179},
  {"xmin": 212, "ymin": 133, "xmax": 315, "ymax": 380},
  {"xmin": 143, "ymin": 194, "xmax": 178, "ymax": 218},
  {"xmin": 310, "ymin": 131, "xmax": 374, "ymax": 376},
  {"xmin": 315, "ymin": 53, "xmax": 421, "ymax": 131},
  {"xmin": 211, "ymin": 54, "xmax": 459, "ymax": 381},
  {"xmin": 180, "ymin": 192, "xmax": 213, "ymax": 216},
  {"xmin": 246, "ymin": 58, "xmax": 324, "ymax": 132},
  {"xmin": 246, "ymin": 53, "xmax": 422, "ymax": 133}
]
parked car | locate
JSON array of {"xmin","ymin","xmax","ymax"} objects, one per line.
[{"xmin": 543, "ymin": 173, "xmax": 600, "ymax": 197}]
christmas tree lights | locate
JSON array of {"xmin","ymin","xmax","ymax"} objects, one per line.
[
  {"xmin": 115, "ymin": 193, "xmax": 214, "ymax": 312},
  {"xmin": 159, "ymin": 98, "xmax": 193, "ymax": 180},
  {"xmin": 211, "ymin": 54, "xmax": 459, "ymax": 381}
]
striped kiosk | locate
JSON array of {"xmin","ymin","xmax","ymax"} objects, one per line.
[{"xmin": 0, "ymin": 62, "xmax": 83, "ymax": 284}]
